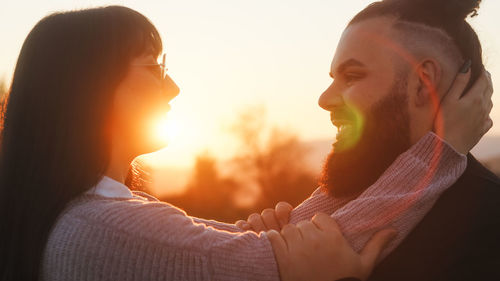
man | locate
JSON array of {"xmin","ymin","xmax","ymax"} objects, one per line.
[{"xmin": 237, "ymin": 0, "xmax": 499, "ymax": 280}]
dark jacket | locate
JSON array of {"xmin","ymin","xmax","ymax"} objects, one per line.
[{"xmin": 368, "ymin": 154, "xmax": 500, "ymax": 281}]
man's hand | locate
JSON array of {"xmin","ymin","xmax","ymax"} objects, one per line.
[
  {"xmin": 267, "ymin": 213, "xmax": 397, "ymax": 281},
  {"xmin": 435, "ymin": 68, "xmax": 494, "ymax": 154},
  {"xmin": 235, "ymin": 201, "xmax": 293, "ymax": 232}
]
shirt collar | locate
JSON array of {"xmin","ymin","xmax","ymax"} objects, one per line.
[{"xmin": 85, "ymin": 176, "xmax": 134, "ymax": 199}]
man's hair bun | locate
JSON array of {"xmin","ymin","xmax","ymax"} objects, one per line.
[{"xmin": 397, "ymin": 0, "xmax": 482, "ymax": 22}]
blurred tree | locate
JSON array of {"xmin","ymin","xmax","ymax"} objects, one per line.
[
  {"xmin": 229, "ymin": 106, "xmax": 317, "ymax": 211},
  {"xmin": 162, "ymin": 153, "xmax": 249, "ymax": 223},
  {"xmin": 158, "ymin": 105, "xmax": 318, "ymax": 223}
]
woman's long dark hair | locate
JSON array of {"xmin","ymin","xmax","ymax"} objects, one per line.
[{"xmin": 0, "ymin": 6, "xmax": 162, "ymax": 280}]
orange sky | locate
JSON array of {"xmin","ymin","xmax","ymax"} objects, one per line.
[{"xmin": 1, "ymin": 0, "xmax": 499, "ymax": 171}]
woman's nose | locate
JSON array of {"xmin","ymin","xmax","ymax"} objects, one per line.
[
  {"xmin": 318, "ymin": 82, "xmax": 343, "ymax": 111},
  {"xmin": 162, "ymin": 74, "xmax": 180, "ymax": 102}
]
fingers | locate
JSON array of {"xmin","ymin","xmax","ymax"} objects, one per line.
[
  {"xmin": 281, "ymin": 224, "xmax": 303, "ymax": 252},
  {"xmin": 484, "ymin": 117, "xmax": 493, "ymax": 134},
  {"xmin": 480, "ymin": 70, "xmax": 493, "ymax": 99},
  {"xmin": 360, "ymin": 229, "xmax": 398, "ymax": 270},
  {"xmin": 463, "ymin": 69, "xmax": 490, "ymax": 102},
  {"xmin": 260, "ymin": 208, "xmax": 281, "ymax": 231},
  {"xmin": 267, "ymin": 229, "xmax": 288, "ymax": 257},
  {"xmin": 485, "ymin": 71, "xmax": 493, "ymax": 98},
  {"xmin": 275, "ymin": 201, "xmax": 293, "ymax": 228},
  {"xmin": 487, "ymin": 96, "xmax": 494, "ymax": 111},
  {"xmin": 486, "ymin": 99, "xmax": 493, "ymax": 120},
  {"xmin": 296, "ymin": 220, "xmax": 320, "ymax": 244},
  {"xmin": 447, "ymin": 67, "xmax": 471, "ymax": 100},
  {"xmin": 484, "ymin": 71, "xmax": 493, "ymax": 134},
  {"xmin": 311, "ymin": 212, "xmax": 341, "ymax": 234},
  {"xmin": 244, "ymin": 203, "xmax": 293, "ymax": 232},
  {"xmin": 235, "ymin": 220, "xmax": 251, "ymax": 231},
  {"xmin": 248, "ymin": 213, "xmax": 267, "ymax": 233},
  {"xmin": 478, "ymin": 70, "xmax": 493, "ymax": 135}
]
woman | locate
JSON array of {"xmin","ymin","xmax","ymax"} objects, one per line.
[{"xmin": 0, "ymin": 5, "xmax": 492, "ymax": 281}]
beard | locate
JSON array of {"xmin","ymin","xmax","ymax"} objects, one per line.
[{"xmin": 320, "ymin": 77, "xmax": 411, "ymax": 198}]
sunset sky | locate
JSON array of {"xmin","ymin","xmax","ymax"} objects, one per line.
[{"xmin": 1, "ymin": 0, "xmax": 499, "ymax": 170}]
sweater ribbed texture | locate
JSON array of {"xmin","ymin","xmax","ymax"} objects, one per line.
[
  {"xmin": 41, "ymin": 197, "xmax": 279, "ymax": 281},
  {"xmin": 289, "ymin": 132, "xmax": 467, "ymax": 261},
  {"xmin": 40, "ymin": 132, "xmax": 466, "ymax": 280}
]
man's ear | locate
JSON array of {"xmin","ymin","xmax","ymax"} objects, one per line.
[{"xmin": 414, "ymin": 59, "xmax": 442, "ymax": 107}]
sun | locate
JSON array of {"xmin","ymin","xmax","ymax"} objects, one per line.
[{"xmin": 153, "ymin": 115, "xmax": 181, "ymax": 144}]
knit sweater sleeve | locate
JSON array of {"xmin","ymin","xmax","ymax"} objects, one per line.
[
  {"xmin": 131, "ymin": 191, "xmax": 244, "ymax": 233},
  {"xmin": 42, "ymin": 198, "xmax": 280, "ymax": 281},
  {"xmin": 289, "ymin": 131, "xmax": 467, "ymax": 225}
]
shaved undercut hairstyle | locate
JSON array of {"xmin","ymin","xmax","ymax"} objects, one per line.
[{"xmin": 349, "ymin": 0, "xmax": 484, "ymax": 91}]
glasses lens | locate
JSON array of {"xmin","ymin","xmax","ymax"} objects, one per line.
[{"xmin": 160, "ymin": 54, "xmax": 166, "ymax": 79}]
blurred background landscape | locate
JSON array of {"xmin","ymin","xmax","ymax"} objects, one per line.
[
  {"xmin": 1, "ymin": 60, "xmax": 499, "ymax": 224},
  {"xmin": 1, "ymin": 0, "xmax": 499, "ymax": 223},
  {"xmin": 136, "ymin": 123, "xmax": 500, "ymax": 224}
]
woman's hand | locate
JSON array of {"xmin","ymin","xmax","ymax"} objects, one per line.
[
  {"xmin": 236, "ymin": 201, "xmax": 293, "ymax": 232},
  {"xmin": 267, "ymin": 213, "xmax": 397, "ymax": 281},
  {"xmin": 435, "ymin": 68, "xmax": 494, "ymax": 155}
]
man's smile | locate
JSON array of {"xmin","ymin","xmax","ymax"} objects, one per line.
[
  {"xmin": 331, "ymin": 111, "xmax": 355, "ymax": 142},
  {"xmin": 336, "ymin": 123, "xmax": 354, "ymax": 142},
  {"xmin": 330, "ymin": 109, "xmax": 365, "ymax": 150}
]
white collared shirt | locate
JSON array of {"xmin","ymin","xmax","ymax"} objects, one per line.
[{"xmin": 84, "ymin": 176, "xmax": 135, "ymax": 199}]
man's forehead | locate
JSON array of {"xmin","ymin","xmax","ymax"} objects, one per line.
[{"xmin": 330, "ymin": 17, "xmax": 397, "ymax": 72}]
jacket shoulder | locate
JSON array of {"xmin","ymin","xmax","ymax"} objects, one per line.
[{"xmin": 464, "ymin": 154, "xmax": 500, "ymax": 192}]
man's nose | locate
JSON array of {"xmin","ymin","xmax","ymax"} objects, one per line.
[
  {"xmin": 162, "ymin": 74, "xmax": 180, "ymax": 103},
  {"xmin": 318, "ymin": 82, "xmax": 343, "ymax": 111}
]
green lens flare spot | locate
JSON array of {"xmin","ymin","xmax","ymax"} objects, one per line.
[{"xmin": 334, "ymin": 107, "xmax": 364, "ymax": 152}]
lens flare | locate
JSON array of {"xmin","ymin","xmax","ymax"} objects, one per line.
[
  {"xmin": 153, "ymin": 115, "xmax": 180, "ymax": 145},
  {"xmin": 334, "ymin": 106, "xmax": 365, "ymax": 152}
]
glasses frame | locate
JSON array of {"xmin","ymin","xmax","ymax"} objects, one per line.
[{"xmin": 133, "ymin": 53, "xmax": 167, "ymax": 80}]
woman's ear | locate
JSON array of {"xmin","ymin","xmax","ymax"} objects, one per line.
[{"xmin": 414, "ymin": 59, "xmax": 442, "ymax": 107}]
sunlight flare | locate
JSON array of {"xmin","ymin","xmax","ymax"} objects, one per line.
[
  {"xmin": 334, "ymin": 106, "xmax": 364, "ymax": 152},
  {"xmin": 153, "ymin": 115, "xmax": 181, "ymax": 145}
]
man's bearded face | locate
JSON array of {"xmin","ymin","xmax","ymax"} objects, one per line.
[
  {"xmin": 320, "ymin": 76, "xmax": 411, "ymax": 197},
  {"xmin": 317, "ymin": 17, "xmax": 424, "ymax": 197}
]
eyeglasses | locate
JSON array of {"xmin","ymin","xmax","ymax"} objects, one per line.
[{"xmin": 132, "ymin": 53, "xmax": 167, "ymax": 80}]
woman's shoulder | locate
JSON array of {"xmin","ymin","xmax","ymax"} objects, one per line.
[
  {"xmin": 42, "ymin": 195, "xmax": 216, "ymax": 281},
  {"xmin": 46, "ymin": 193, "xmax": 273, "ymax": 258},
  {"xmin": 43, "ymin": 194, "xmax": 278, "ymax": 281},
  {"xmin": 52, "ymin": 194, "xmax": 203, "ymax": 245}
]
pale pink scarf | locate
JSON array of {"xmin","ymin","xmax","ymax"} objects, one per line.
[{"xmin": 289, "ymin": 132, "xmax": 467, "ymax": 260}]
